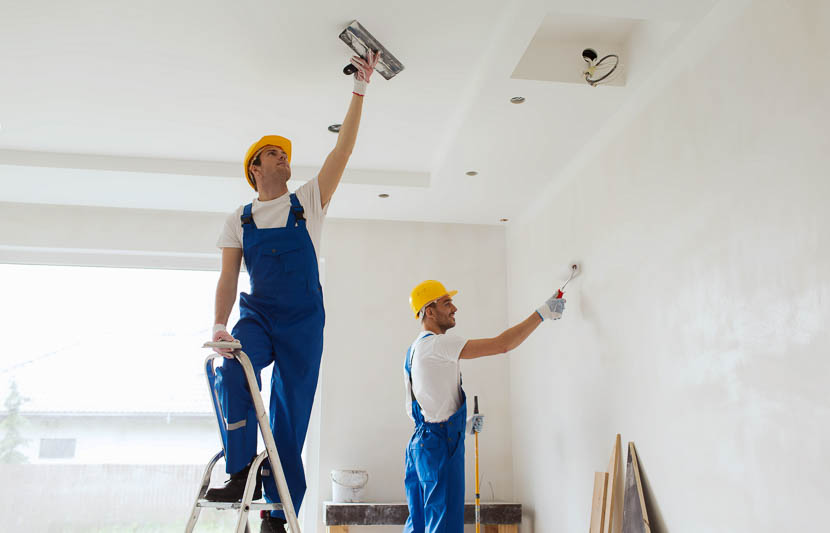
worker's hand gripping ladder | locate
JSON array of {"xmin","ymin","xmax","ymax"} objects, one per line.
[{"xmin": 185, "ymin": 342, "xmax": 301, "ymax": 533}]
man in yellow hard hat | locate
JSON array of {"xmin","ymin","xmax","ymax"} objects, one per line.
[
  {"xmin": 205, "ymin": 51, "xmax": 380, "ymax": 532},
  {"xmin": 403, "ymin": 280, "xmax": 565, "ymax": 533}
]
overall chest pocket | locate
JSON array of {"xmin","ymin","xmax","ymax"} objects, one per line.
[{"xmin": 261, "ymin": 242, "xmax": 309, "ymax": 275}]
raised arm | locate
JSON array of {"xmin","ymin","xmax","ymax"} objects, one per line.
[
  {"xmin": 459, "ymin": 293, "xmax": 566, "ymax": 359},
  {"xmin": 460, "ymin": 313, "xmax": 542, "ymax": 359},
  {"xmin": 318, "ymin": 51, "xmax": 380, "ymax": 207}
]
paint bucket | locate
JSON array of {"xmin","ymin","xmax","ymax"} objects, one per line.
[{"xmin": 330, "ymin": 469, "xmax": 368, "ymax": 503}]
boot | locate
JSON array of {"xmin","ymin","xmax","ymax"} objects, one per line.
[
  {"xmin": 205, "ymin": 458, "xmax": 262, "ymax": 502},
  {"xmin": 260, "ymin": 511, "xmax": 287, "ymax": 533}
]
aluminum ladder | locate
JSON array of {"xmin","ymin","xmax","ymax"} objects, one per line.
[{"xmin": 185, "ymin": 341, "xmax": 301, "ymax": 533}]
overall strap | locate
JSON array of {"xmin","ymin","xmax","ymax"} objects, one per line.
[
  {"xmin": 405, "ymin": 333, "xmax": 435, "ymax": 403},
  {"xmin": 287, "ymin": 193, "xmax": 306, "ymax": 227},
  {"xmin": 240, "ymin": 203, "xmax": 255, "ymax": 227}
]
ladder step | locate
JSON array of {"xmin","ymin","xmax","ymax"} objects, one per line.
[{"xmin": 197, "ymin": 500, "xmax": 284, "ymax": 511}]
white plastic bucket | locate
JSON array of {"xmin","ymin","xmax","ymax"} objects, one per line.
[{"xmin": 330, "ymin": 469, "xmax": 369, "ymax": 503}]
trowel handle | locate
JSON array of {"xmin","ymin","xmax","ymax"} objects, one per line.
[
  {"xmin": 343, "ymin": 64, "xmax": 358, "ymax": 75},
  {"xmin": 474, "ymin": 396, "xmax": 479, "ymax": 415}
]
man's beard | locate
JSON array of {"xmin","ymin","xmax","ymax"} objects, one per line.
[{"xmin": 439, "ymin": 316, "xmax": 455, "ymax": 331}]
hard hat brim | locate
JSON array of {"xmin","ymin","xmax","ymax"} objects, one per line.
[
  {"xmin": 244, "ymin": 135, "xmax": 292, "ymax": 190},
  {"xmin": 414, "ymin": 289, "xmax": 458, "ymax": 319}
]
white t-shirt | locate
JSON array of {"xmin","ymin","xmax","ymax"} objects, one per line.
[
  {"xmin": 216, "ymin": 178, "xmax": 328, "ymax": 259},
  {"xmin": 404, "ymin": 331, "xmax": 468, "ymax": 423}
]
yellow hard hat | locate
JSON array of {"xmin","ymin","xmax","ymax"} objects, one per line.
[
  {"xmin": 409, "ymin": 280, "xmax": 458, "ymax": 319},
  {"xmin": 243, "ymin": 135, "xmax": 292, "ymax": 190}
]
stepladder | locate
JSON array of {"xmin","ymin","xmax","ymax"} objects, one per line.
[{"xmin": 185, "ymin": 341, "xmax": 302, "ymax": 533}]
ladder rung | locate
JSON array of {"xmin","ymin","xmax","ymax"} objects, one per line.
[{"xmin": 197, "ymin": 499, "xmax": 284, "ymax": 511}]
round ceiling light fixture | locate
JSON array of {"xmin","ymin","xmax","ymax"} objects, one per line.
[
  {"xmin": 328, "ymin": 124, "xmax": 342, "ymax": 133},
  {"xmin": 378, "ymin": 193, "xmax": 389, "ymax": 198},
  {"xmin": 465, "ymin": 171, "xmax": 478, "ymax": 176},
  {"xmin": 500, "ymin": 218, "xmax": 509, "ymax": 222},
  {"xmin": 510, "ymin": 96, "xmax": 526, "ymax": 104}
]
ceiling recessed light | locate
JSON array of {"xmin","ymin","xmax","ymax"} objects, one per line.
[
  {"xmin": 510, "ymin": 96, "xmax": 526, "ymax": 104},
  {"xmin": 328, "ymin": 124, "xmax": 341, "ymax": 133},
  {"xmin": 465, "ymin": 171, "xmax": 478, "ymax": 176},
  {"xmin": 500, "ymin": 218, "xmax": 509, "ymax": 222},
  {"xmin": 378, "ymin": 193, "xmax": 389, "ymax": 198}
]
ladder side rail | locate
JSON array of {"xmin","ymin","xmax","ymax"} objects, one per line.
[
  {"xmin": 234, "ymin": 349, "xmax": 301, "ymax": 533},
  {"xmin": 185, "ymin": 450, "xmax": 225, "ymax": 533},
  {"xmin": 234, "ymin": 452, "xmax": 275, "ymax": 533}
]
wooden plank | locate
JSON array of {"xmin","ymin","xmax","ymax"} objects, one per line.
[
  {"xmin": 589, "ymin": 471, "xmax": 608, "ymax": 533},
  {"xmin": 622, "ymin": 442, "xmax": 651, "ymax": 533},
  {"xmin": 497, "ymin": 525, "xmax": 517, "ymax": 533},
  {"xmin": 602, "ymin": 434, "xmax": 622, "ymax": 533},
  {"xmin": 327, "ymin": 527, "xmax": 349, "ymax": 533},
  {"xmin": 484, "ymin": 526, "xmax": 499, "ymax": 533}
]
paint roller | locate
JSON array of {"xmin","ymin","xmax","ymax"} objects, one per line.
[
  {"xmin": 339, "ymin": 20, "xmax": 405, "ymax": 80},
  {"xmin": 556, "ymin": 263, "xmax": 579, "ymax": 298}
]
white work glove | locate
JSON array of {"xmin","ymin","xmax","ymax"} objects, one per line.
[
  {"xmin": 212, "ymin": 324, "xmax": 237, "ymax": 359},
  {"xmin": 350, "ymin": 50, "xmax": 380, "ymax": 96},
  {"xmin": 536, "ymin": 294, "xmax": 566, "ymax": 321},
  {"xmin": 466, "ymin": 414, "xmax": 485, "ymax": 435}
]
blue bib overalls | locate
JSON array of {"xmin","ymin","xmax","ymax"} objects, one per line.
[
  {"xmin": 214, "ymin": 194, "xmax": 325, "ymax": 520},
  {"xmin": 404, "ymin": 334, "xmax": 467, "ymax": 533}
]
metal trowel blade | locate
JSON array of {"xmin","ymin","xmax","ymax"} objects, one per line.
[{"xmin": 339, "ymin": 20, "xmax": 404, "ymax": 80}]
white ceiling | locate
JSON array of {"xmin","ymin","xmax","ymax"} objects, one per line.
[{"xmin": 0, "ymin": 0, "xmax": 716, "ymax": 225}]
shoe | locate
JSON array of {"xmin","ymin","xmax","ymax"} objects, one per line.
[
  {"xmin": 260, "ymin": 512, "xmax": 287, "ymax": 533},
  {"xmin": 205, "ymin": 459, "xmax": 262, "ymax": 502}
]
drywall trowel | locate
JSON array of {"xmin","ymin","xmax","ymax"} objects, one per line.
[{"xmin": 339, "ymin": 20, "xmax": 405, "ymax": 80}]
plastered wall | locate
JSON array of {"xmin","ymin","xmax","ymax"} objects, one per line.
[{"xmin": 505, "ymin": 1, "xmax": 830, "ymax": 532}]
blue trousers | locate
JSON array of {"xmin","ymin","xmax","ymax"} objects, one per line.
[{"xmin": 404, "ymin": 402, "xmax": 467, "ymax": 533}]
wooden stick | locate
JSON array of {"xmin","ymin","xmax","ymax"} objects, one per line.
[
  {"xmin": 589, "ymin": 471, "xmax": 608, "ymax": 533},
  {"xmin": 603, "ymin": 434, "xmax": 622, "ymax": 533}
]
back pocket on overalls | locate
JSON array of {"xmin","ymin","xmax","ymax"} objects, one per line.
[{"xmin": 413, "ymin": 430, "xmax": 445, "ymax": 483}]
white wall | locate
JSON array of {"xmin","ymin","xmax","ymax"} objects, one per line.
[
  {"xmin": 0, "ymin": 203, "xmax": 513, "ymax": 532},
  {"xmin": 316, "ymin": 219, "xmax": 512, "ymax": 533},
  {"xmin": 505, "ymin": 1, "xmax": 830, "ymax": 532},
  {"xmin": 0, "ymin": 202, "xmax": 224, "ymax": 269}
]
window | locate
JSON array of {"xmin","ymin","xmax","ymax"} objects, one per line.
[
  {"xmin": 38, "ymin": 438, "xmax": 76, "ymax": 459},
  {"xmin": 0, "ymin": 262, "xmax": 323, "ymax": 532}
]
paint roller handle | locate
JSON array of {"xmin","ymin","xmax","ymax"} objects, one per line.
[
  {"xmin": 343, "ymin": 64, "xmax": 358, "ymax": 75},
  {"xmin": 474, "ymin": 395, "xmax": 479, "ymax": 415},
  {"xmin": 556, "ymin": 289, "xmax": 564, "ymax": 299}
]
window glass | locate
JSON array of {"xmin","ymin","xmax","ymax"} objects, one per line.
[{"xmin": 0, "ymin": 263, "xmax": 301, "ymax": 532}]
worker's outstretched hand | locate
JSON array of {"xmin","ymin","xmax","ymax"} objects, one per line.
[
  {"xmin": 351, "ymin": 50, "xmax": 380, "ymax": 96},
  {"xmin": 212, "ymin": 325, "xmax": 237, "ymax": 359},
  {"xmin": 536, "ymin": 294, "xmax": 566, "ymax": 321}
]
